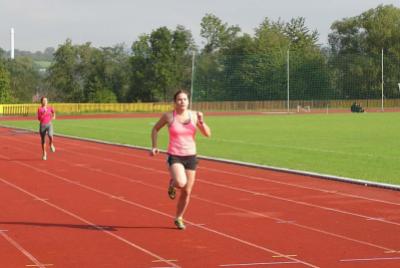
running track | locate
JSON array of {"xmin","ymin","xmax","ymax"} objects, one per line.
[{"xmin": 0, "ymin": 126, "xmax": 399, "ymax": 267}]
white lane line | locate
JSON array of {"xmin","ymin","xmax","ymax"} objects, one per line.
[
  {"xmin": 219, "ymin": 261, "xmax": 299, "ymax": 266},
  {"xmin": 4, "ymin": 124, "xmax": 400, "ymax": 198},
  {"xmin": 30, "ymin": 136, "xmax": 400, "ymax": 227},
  {"xmin": 340, "ymin": 256, "xmax": 400, "ymax": 262},
  {"xmin": 366, "ymin": 217, "xmax": 385, "ymax": 221},
  {"xmin": 51, "ymin": 133, "xmax": 400, "ymax": 206},
  {"xmin": 26, "ymin": 265, "xmax": 53, "ymax": 267},
  {"xmin": 2, "ymin": 137, "xmax": 397, "ymax": 253},
  {"xmin": 7, "ymin": 132, "xmax": 400, "ymax": 208},
  {"xmin": 0, "ymin": 229, "xmax": 47, "ymax": 268},
  {"xmin": 191, "ymin": 196, "xmax": 396, "ymax": 252},
  {"xmin": 0, "ymin": 178, "xmax": 180, "ymax": 268},
  {"xmin": 0, "ymin": 160, "xmax": 319, "ymax": 268},
  {"xmin": 152, "ymin": 259, "xmax": 177, "ymax": 262},
  {"xmin": 272, "ymin": 255, "xmax": 297, "ymax": 258},
  {"xmin": 198, "ymin": 179, "xmax": 400, "ymax": 227},
  {"xmin": 198, "ymin": 166, "xmax": 400, "ymax": 205}
]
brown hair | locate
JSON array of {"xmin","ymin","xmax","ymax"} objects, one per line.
[
  {"xmin": 173, "ymin": 90, "xmax": 190, "ymax": 102},
  {"xmin": 40, "ymin": 96, "xmax": 47, "ymax": 102}
]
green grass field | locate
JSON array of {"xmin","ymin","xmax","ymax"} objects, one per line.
[{"xmin": 1, "ymin": 113, "xmax": 399, "ymax": 185}]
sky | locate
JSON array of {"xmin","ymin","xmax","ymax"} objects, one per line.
[{"xmin": 0, "ymin": 0, "xmax": 399, "ymax": 52}]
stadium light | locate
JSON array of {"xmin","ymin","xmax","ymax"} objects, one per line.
[{"xmin": 10, "ymin": 28, "xmax": 14, "ymax": 60}]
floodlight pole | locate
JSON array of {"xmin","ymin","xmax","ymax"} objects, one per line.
[
  {"xmin": 190, "ymin": 51, "xmax": 195, "ymax": 109},
  {"xmin": 381, "ymin": 48, "xmax": 384, "ymax": 112},
  {"xmin": 10, "ymin": 28, "xmax": 15, "ymax": 60},
  {"xmin": 287, "ymin": 49, "xmax": 290, "ymax": 113}
]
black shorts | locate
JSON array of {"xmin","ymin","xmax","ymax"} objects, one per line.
[{"xmin": 167, "ymin": 155, "xmax": 198, "ymax": 170}]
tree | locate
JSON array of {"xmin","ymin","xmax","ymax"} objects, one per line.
[
  {"xmin": 47, "ymin": 39, "xmax": 82, "ymax": 102},
  {"xmin": 129, "ymin": 26, "xmax": 195, "ymax": 102},
  {"xmin": 284, "ymin": 17, "xmax": 319, "ymax": 50},
  {"xmin": 200, "ymin": 14, "xmax": 241, "ymax": 53},
  {"xmin": 0, "ymin": 64, "xmax": 12, "ymax": 103},
  {"xmin": 129, "ymin": 34, "xmax": 154, "ymax": 102},
  {"xmin": 6, "ymin": 57, "xmax": 42, "ymax": 103},
  {"xmin": 328, "ymin": 4, "xmax": 400, "ymax": 99},
  {"xmin": 100, "ymin": 45, "xmax": 130, "ymax": 102},
  {"xmin": 329, "ymin": 5, "xmax": 400, "ymax": 56},
  {"xmin": 47, "ymin": 40, "xmax": 125, "ymax": 103}
]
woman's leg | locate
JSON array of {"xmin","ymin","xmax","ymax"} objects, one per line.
[
  {"xmin": 49, "ymin": 135, "xmax": 55, "ymax": 152},
  {"xmin": 169, "ymin": 163, "xmax": 187, "ymax": 189},
  {"xmin": 40, "ymin": 126, "xmax": 47, "ymax": 160},
  {"xmin": 41, "ymin": 140, "xmax": 46, "ymax": 159},
  {"xmin": 48, "ymin": 124, "xmax": 55, "ymax": 152},
  {"xmin": 176, "ymin": 169, "xmax": 196, "ymax": 219}
]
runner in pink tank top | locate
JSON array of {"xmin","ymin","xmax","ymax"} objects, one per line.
[
  {"xmin": 167, "ymin": 110, "xmax": 197, "ymax": 156},
  {"xmin": 37, "ymin": 96, "xmax": 56, "ymax": 160},
  {"xmin": 151, "ymin": 90, "xmax": 211, "ymax": 230}
]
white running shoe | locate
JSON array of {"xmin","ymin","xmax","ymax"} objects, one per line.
[
  {"xmin": 42, "ymin": 155, "xmax": 47, "ymax": 160},
  {"xmin": 50, "ymin": 144, "xmax": 56, "ymax": 153}
]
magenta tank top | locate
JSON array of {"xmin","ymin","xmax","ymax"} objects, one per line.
[{"xmin": 167, "ymin": 110, "xmax": 197, "ymax": 156}]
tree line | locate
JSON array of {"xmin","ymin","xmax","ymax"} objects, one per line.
[{"xmin": 1, "ymin": 4, "xmax": 400, "ymax": 104}]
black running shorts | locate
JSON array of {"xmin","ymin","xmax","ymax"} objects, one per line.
[{"xmin": 167, "ymin": 155, "xmax": 198, "ymax": 170}]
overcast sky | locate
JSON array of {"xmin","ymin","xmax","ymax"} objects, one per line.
[{"xmin": 0, "ymin": 0, "xmax": 398, "ymax": 52}]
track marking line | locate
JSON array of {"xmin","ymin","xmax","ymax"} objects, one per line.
[
  {"xmin": 8, "ymin": 133, "xmax": 400, "ymax": 209},
  {"xmin": 191, "ymin": 195, "xmax": 397, "ymax": 252},
  {"xmin": 152, "ymin": 260, "xmax": 177, "ymax": 263},
  {"xmin": 0, "ymin": 230, "xmax": 47, "ymax": 268},
  {"xmin": 0, "ymin": 165, "xmax": 319, "ymax": 268},
  {"xmin": 3, "ymin": 135, "xmax": 399, "ymax": 258},
  {"xmin": 198, "ymin": 179, "xmax": 400, "ymax": 227},
  {"xmin": 110, "ymin": 195, "xmax": 125, "ymax": 200},
  {"xmin": 1, "ymin": 139, "xmax": 397, "ymax": 253},
  {"xmin": 4, "ymin": 125, "xmax": 399, "ymax": 202},
  {"xmin": 276, "ymin": 220, "xmax": 295, "ymax": 224},
  {"xmin": 366, "ymin": 217, "xmax": 385, "ymax": 221},
  {"xmin": 385, "ymin": 250, "xmax": 400, "ymax": 254},
  {"xmin": 219, "ymin": 261, "xmax": 299, "ymax": 266},
  {"xmin": 25, "ymin": 130, "xmax": 400, "ymax": 206},
  {"xmin": 272, "ymin": 255, "xmax": 297, "ymax": 258},
  {"xmin": 26, "ymin": 264, "xmax": 53, "ymax": 267},
  {"xmin": 0, "ymin": 178, "xmax": 180, "ymax": 268},
  {"xmin": 340, "ymin": 256, "xmax": 400, "ymax": 262},
  {"xmin": 30, "ymin": 136, "xmax": 400, "ymax": 228},
  {"xmin": 34, "ymin": 198, "xmax": 48, "ymax": 202},
  {"xmin": 197, "ymin": 166, "xmax": 400, "ymax": 205}
]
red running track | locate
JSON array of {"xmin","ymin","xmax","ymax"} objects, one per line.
[{"xmin": 0, "ymin": 126, "xmax": 399, "ymax": 267}]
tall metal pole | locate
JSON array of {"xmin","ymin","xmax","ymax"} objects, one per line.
[
  {"xmin": 381, "ymin": 48, "xmax": 384, "ymax": 112},
  {"xmin": 287, "ymin": 49, "xmax": 290, "ymax": 113},
  {"xmin": 10, "ymin": 28, "xmax": 15, "ymax": 60},
  {"xmin": 190, "ymin": 51, "xmax": 195, "ymax": 109}
]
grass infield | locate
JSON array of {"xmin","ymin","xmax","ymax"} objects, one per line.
[{"xmin": 1, "ymin": 112, "xmax": 399, "ymax": 185}]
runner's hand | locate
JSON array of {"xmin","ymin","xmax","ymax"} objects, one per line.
[{"xmin": 197, "ymin": 112, "xmax": 204, "ymax": 125}]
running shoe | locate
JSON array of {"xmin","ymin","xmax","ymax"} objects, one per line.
[
  {"xmin": 50, "ymin": 144, "xmax": 56, "ymax": 153},
  {"xmin": 168, "ymin": 179, "xmax": 176, "ymax": 200},
  {"xmin": 42, "ymin": 154, "xmax": 47, "ymax": 161},
  {"xmin": 174, "ymin": 217, "xmax": 186, "ymax": 230}
]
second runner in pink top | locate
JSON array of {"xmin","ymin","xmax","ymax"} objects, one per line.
[
  {"xmin": 37, "ymin": 106, "xmax": 55, "ymax": 125},
  {"xmin": 167, "ymin": 110, "xmax": 197, "ymax": 156}
]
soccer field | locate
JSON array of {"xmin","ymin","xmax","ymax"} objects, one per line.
[{"xmin": 1, "ymin": 112, "xmax": 399, "ymax": 185}]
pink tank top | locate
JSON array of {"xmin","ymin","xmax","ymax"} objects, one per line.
[
  {"xmin": 37, "ymin": 106, "xmax": 54, "ymax": 125},
  {"xmin": 167, "ymin": 110, "xmax": 197, "ymax": 156}
]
